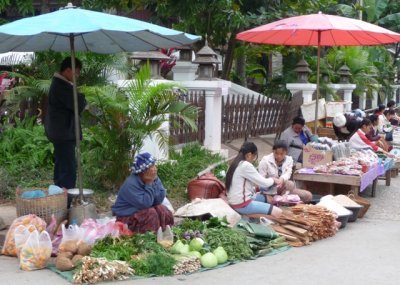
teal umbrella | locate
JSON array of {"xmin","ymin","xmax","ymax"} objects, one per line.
[{"xmin": 0, "ymin": 3, "xmax": 200, "ymax": 201}]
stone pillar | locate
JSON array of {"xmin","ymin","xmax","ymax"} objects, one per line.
[
  {"xmin": 286, "ymin": 83, "xmax": 317, "ymax": 104},
  {"xmin": 327, "ymin": 84, "xmax": 340, "ymax": 102},
  {"xmin": 372, "ymin": 89, "xmax": 379, "ymax": 109},
  {"xmin": 391, "ymin": 85, "xmax": 400, "ymax": 104},
  {"xmin": 335, "ymin": 84, "xmax": 356, "ymax": 112},
  {"xmin": 359, "ymin": 91, "xmax": 367, "ymax": 110},
  {"xmin": 172, "ymin": 46, "xmax": 198, "ymax": 81},
  {"xmin": 180, "ymin": 80, "xmax": 231, "ymax": 157},
  {"xmin": 172, "ymin": 62, "xmax": 198, "ymax": 81}
]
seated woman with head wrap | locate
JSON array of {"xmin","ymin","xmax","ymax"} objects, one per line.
[{"xmin": 112, "ymin": 152, "xmax": 174, "ymax": 234}]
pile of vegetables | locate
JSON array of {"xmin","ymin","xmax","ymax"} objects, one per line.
[
  {"xmin": 170, "ymin": 217, "xmax": 252, "ymax": 267},
  {"xmin": 203, "ymin": 227, "xmax": 253, "ymax": 261},
  {"xmin": 56, "ymin": 240, "xmax": 92, "ymax": 271},
  {"xmin": 74, "ymin": 216, "xmax": 288, "ymax": 281},
  {"xmin": 91, "ymin": 232, "xmax": 177, "ymax": 276}
]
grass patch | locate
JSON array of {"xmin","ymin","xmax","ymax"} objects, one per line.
[{"xmin": 157, "ymin": 143, "xmax": 228, "ymax": 209}]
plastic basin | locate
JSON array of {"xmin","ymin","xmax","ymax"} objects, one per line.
[
  {"xmin": 337, "ymin": 214, "xmax": 351, "ymax": 229},
  {"xmin": 345, "ymin": 206, "xmax": 363, "ymax": 222}
]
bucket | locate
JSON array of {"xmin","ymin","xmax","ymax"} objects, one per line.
[
  {"xmin": 67, "ymin": 188, "xmax": 94, "ymax": 208},
  {"xmin": 69, "ymin": 203, "xmax": 97, "ymax": 225}
]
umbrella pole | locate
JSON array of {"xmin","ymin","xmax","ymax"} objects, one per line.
[
  {"xmin": 314, "ymin": 33, "xmax": 321, "ymax": 135},
  {"xmin": 69, "ymin": 34, "xmax": 84, "ymax": 204}
]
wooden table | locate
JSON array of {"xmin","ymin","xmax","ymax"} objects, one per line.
[{"xmin": 294, "ymin": 164, "xmax": 383, "ymax": 197}]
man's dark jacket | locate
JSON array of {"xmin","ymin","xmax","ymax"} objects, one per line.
[{"xmin": 44, "ymin": 74, "xmax": 86, "ymax": 143}]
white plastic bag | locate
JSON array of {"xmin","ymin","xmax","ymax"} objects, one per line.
[
  {"xmin": 19, "ymin": 230, "xmax": 52, "ymax": 271},
  {"xmin": 14, "ymin": 225, "xmax": 37, "ymax": 257},
  {"xmin": 162, "ymin": 197, "xmax": 175, "ymax": 214},
  {"xmin": 61, "ymin": 224, "xmax": 85, "ymax": 242},
  {"xmin": 157, "ymin": 225, "xmax": 173, "ymax": 248}
]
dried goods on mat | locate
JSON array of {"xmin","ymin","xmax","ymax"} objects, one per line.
[
  {"xmin": 72, "ymin": 256, "xmax": 134, "ymax": 284},
  {"xmin": 270, "ymin": 205, "xmax": 338, "ymax": 246},
  {"xmin": 173, "ymin": 255, "xmax": 201, "ymax": 275}
]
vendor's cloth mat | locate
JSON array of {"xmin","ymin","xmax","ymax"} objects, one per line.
[{"xmin": 47, "ymin": 246, "xmax": 290, "ymax": 283}]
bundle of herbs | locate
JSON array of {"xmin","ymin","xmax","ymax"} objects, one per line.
[
  {"xmin": 203, "ymin": 227, "xmax": 253, "ymax": 261},
  {"xmin": 90, "ymin": 232, "xmax": 177, "ymax": 276}
]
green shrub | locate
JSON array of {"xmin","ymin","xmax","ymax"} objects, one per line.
[
  {"xmin": 157, "ymin": 143, "xmax": 227, "ymax": 207},
  {"xmin": 0, "ymin": 119, "xmax": 53, "ymax": 197}
]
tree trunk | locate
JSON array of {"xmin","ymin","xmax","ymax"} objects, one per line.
[
  {"xmin": 221, "ymin": 33, "xmax": 237, "ymax": 80},
  {"xmin": 235, "ymin": 53, "xmax": 246, "ymax": 87}
]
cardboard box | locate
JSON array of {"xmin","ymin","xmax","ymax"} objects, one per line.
[{"xmin": 302, "ymin": 143, "xmax": 333, "ymax": 168}]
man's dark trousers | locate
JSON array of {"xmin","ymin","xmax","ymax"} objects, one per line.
[{"xmin": 53, "ymin": 140, "xmax": 76, "ymax": 189}]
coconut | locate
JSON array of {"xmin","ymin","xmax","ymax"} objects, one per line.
[
  {"xmin": 59, "ymin": 240, "xmax": 78, "ymax": 254},
  {"xmin": 71, "ymin": 254, "xmax": 83, "ymax": 266},
  {"xmin": 56, "ymin": 256, "xmax": 74, "ymax": 271},
  {"xmin": 77, "ymin": 242, "xmax": 92, "ymax": 256},
  {"xmin": 57, "ymin": 251, "xmax": 73, "ymax": 260}
]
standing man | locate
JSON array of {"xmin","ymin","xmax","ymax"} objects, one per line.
[{"xmin": 44, "ymin": 57, "xmax": 86, "ymax": 189}]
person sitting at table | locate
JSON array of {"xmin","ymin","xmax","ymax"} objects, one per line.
[
  {"xmin": 332, "ymin": 112, "xmax": 363, "ymax": 141},
  {"xmin": 225, "ymin": 141, "xmax": 282, "ymax": 218},
  {"xmin": 280, "ymin": 116, "xmax": 315, "ymax": 163},
  {"xmin": 374, "ymin": 104, "xmax": 386, "ymax": 117},
  {"xmin": 112, "ymin": 152, "xmax": 174, "ymax": 234},
  {"xmin": 258, "ymin": 140, "xmax": 312, "ymax": 203},
  {"xmin": 366, "ymin": 114, "xmax": 391, "ymax": 152},
  {"xmin": 387, "ymin": 100, "xmax": 399, "ymax": 125},
  {"xmin": 349, "ymin": 118, "xmax": 392, "ymax": 156},
  {"xmin": 378, "ymin": 109, "xmax": 395, "ymax": 141}
]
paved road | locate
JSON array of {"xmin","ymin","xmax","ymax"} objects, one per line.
[{"xmin": 1, "ymin": 159, "xmax": 399, "ymax": 285}]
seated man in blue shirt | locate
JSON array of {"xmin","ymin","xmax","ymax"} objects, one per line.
[{"xmin": 112, "ymin": 152, "xmax": 174, "ymax": 234}]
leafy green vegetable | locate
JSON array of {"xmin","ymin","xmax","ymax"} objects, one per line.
[
  {"xmin": 204, "ymin": 216, "xmax": 229, "ymax": 228},
  {"xmin": 129, "ymin": 252, "xmax": 176, "ymax": 276},
  {"xmin": 91, "ymin": 232, "xmax": 165, "ymax": 262},
  {"xmin": 172, "ymin": 218, "xmax": 205, "ymax": 241},
  {"xmin": 204, "ymin": 227, "xmax": 253, "ymax": 261},
  {"xmin": 91, "ymin": 236, "xmax": 137, "ymax": 261},
  {"xmin": 91, "ymin": 232, "xmax": 176, "ymax": 276}
]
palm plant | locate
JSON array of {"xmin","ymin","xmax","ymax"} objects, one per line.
[
  {"xmin": 126, "ymin": 64, "xmax": 198, "ymax": 156},
  {"xmin": 325, "ymin": 46, "xmax": 380, "ymax": 97},
  {"xmin": 81, "ymin": 64, "xmax": 198, "ymax": 191}
]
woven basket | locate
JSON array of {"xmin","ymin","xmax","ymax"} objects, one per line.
[
  {"xmin": 348, "ymin": 192, "xmax": 370, "ymax": 218},
  {"xmin": 16, "ymin": 187, "xmax": 68, "ymax": 225}
]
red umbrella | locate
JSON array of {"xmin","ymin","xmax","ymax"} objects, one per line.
[{"xmin": 237, "ymin": 12, "xmax": 400, "ymax": 133}]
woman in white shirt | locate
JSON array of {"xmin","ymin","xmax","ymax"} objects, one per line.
[{"xmin": 225, "ymin": 142, "xmax": 282, "ymax": 218}]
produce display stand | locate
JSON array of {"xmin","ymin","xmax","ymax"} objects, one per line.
[{"xmin": 293, "ymin": 163, "xmax": 384, "ymax": 197}]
